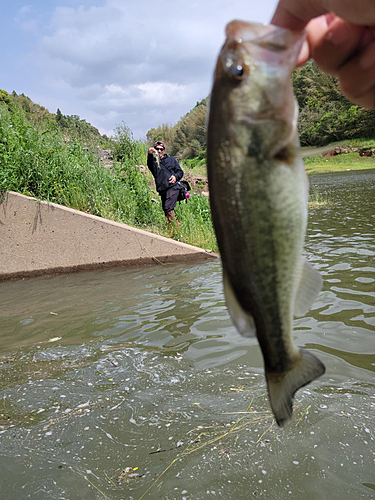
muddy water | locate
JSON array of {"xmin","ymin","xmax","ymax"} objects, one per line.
[{"xmin": 0, "ymin": 170, "xmax": 374, "ymax": 499}]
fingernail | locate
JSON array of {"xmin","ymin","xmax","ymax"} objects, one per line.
[
  {"xmin": 359, "ymin": 42, "xmax": 375, "ymax": 70},
  {"xmin": 325, "ymin": 22, "xmax": 351, "ymax": 46}
]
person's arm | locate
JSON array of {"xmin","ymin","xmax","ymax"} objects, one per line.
[
  {"xmin": 271, "ymin": 0, "xmax": 375, "ymax": 109},
  {"xmin": 147, "ymin": 148, "xmax": 157, "ymax": 176}
]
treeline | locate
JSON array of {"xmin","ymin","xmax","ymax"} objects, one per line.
[
  {"xmin": 147, "ymin": 98, "xmax": 207, "ymax": 161},
  {"xmin": 293, "ymin": 60, "xmax": 375, "ymax": 145},
  {"xmin": 0, "ymin": 89, "xmax": 110, "ymax": 149},
  {"xmin": 146, "ymin": 61, "xmax": 375, "ymax": 160}
]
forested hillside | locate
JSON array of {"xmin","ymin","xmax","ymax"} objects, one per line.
[
  {"xmin": 147, "ymin": 98, "xmax": 208, "ymax": 161},
  {"xmin": 146, "ymin": 61, "xmax": 375, "ymax": 160},
  {"xmin": 0, "ymin": 89, "xmax": 110, "ymax": 149},
  {"xmin": 293, "ymin": 61, "xmax": 375, "ymax": 145}
]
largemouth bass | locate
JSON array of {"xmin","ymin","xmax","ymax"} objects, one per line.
[
  {"xmin": 207, "ymin": 20, "xmax": 325, "ymax": 426},
  {"xmin": 153, "ymin": 151, "xmax": 161, "ymax": 168}
]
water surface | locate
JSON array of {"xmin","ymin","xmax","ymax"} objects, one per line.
[{"xmin": 0, "ymin": 170, "xmax": 374, "ymax": 499}]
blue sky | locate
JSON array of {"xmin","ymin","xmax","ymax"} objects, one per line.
[{"xmin": 1, "ymin": 0, "xmax": 278, "ymax": 139}]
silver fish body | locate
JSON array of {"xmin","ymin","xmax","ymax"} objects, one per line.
[{"xmin": 207, "ymin": 20, "xmax": 325, "ymax": 426}]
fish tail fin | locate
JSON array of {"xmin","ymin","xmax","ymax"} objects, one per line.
[{"xmin": 266, "ymin": 350, "xmax": 325, "ymax": 427}]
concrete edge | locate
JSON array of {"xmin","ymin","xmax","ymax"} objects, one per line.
[
  {"xmin": 3, "ymin": 191, "xmax": 212, "ymax": 254},
  {"xmin": 0, "ymin": 253, "xmax": 218, "ymax": 281},
  {"xmin": 0, "ymin": 191, "xmax": 219, "ymax": 281}
]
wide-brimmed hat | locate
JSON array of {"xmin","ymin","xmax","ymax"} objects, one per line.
[{"xmin": 154, "ymin": 141, "xmax": 165, "ymax": 149}]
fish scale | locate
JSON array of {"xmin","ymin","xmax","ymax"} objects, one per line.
[{"xmin": 207, "ymin": 20, "xmax": 325, "ymax": 426}]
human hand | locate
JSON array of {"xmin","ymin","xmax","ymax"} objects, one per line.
[
  {"xmin": 169, "ymin": 175, "xmax": 176, "ymax": 184},
  {"xmin": 148, "ymin": 147, "xmax": 156, "ymax": 154},
  {"xmin": 271, "ymin": 0, "xmax": 375, "ymax": 109}
]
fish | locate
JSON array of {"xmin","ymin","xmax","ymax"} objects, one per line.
[
  {"xmin": 154, "ymin": 151, "xmax": 161, "ymax": 168},
  {"xmin": 206, "ymin": 20, "xmax": 325, "ymax": 426}
]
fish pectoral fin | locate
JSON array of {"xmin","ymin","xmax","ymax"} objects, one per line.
[
  {"xmin": 294, "ymin": 259, "xmax": 323, "ymax": 318},
  {"xmin": 266, "ymin": 349, "xmax": 325, "ymax": 427},
  {"xmin": 297, "ymin": 141, "xmax": 348, "ymax": 158},
  {"xmin": 223, "ymin": 271, "xmax": 256, "ymax": 338}
]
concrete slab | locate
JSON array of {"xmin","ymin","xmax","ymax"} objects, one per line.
[{"xmin": 0, "ymin": 191, "xmax": 217, "ymax": 280}]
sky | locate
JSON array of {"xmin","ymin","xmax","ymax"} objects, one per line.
[{"xmin": 1, "ymin": 0, "xmax": 279, "ymax": 139}]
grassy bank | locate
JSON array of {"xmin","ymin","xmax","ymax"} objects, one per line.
[
  {"xmin": 304, "ymin": 154, "xmax": 375, "ymax": 175},
  {"xmin": 181, "ymin": 140, "xmax": 375, "ymax": 177},
  {"xmin": 0, "ymin": 103, "xmax": 218, "ymax": 252},
  {"xmin": 303, "ymin": 138, "xmax": 375, "ymax": 174}
]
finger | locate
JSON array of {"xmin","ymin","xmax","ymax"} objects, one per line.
[
  {"xmin": 359, "ymin": 26, "xmax": 375, "ymax": 48},
  {"xmin": 271, "ymin": 1, "xmax": 327, "ymax": 30},
  {"xmin": 271, "ymin": 0, "xmax": 375, "ymax": 30},
  {"xmin": 296, "ymin": 39, "xmax": 310, "ymax": 66},
  {"xmin": 296, "ymin": 15, "xmax": 329, "ymax": 66},
  {"xmin": 307, "ymin": 16, "xmax": 364, "ymax": 75},
  {"xmin": 338, "ymin": 41, "xmax": 375, "ymax": 109},
  {"xmin": 296, "ymin": 15, "xmax": 328, "ymax": 66}
]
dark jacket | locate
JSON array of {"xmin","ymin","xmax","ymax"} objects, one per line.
[{"xmin": 147, "ymin": 153, "xmax": 184, "ymax": 193}]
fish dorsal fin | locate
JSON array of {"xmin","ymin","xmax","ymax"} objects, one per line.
[
  {"xmin": 223, "ymin": 270, "xmax": 256, "ymax": 337},
  {"xmin": 294, "ymin": 258, "xmax": 323, "ymax": 318}
]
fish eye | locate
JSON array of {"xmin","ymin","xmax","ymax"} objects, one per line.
[{"xmin": 228, "ymin": 63, "xmax": 245, "ymax": 81}]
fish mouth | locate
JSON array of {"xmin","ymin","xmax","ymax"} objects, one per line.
[
  {"xmin": 221, "ymin": 20, "xmax": 305, "ymax": 75},
  {"xmin": 225, "ymin": 20, "xmax": 305, "ymax": 53}
]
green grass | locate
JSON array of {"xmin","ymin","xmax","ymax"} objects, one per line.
[
  {"xmin": 182, "ymin": 138, "xmax": 375, "ymax": 177},
  {"xmin": 302, "ymin": 138, "xmax": 375, "ymax": 174},
  {"xmin": 304, "ymin": 152, "xmax": 375, "ymax": 174},
  {"xmin": 182, "ymin": 163, "xmax": 207, "ymax": 177},
  {"xmin": 169, "ymin": 194, "xmax": 217, "ymax": 250},
  {"xmin": 0, "ymin": 103, "xmax": 218, "ymax": 252},
  {"xmin": 182, "ymin": 151, "xmax": 207, "ymax": 177},
  {"xmin": 308, "ymin": 191, "xmax": 329, "ymax": 209}
]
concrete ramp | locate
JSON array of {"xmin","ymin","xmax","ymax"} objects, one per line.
[{"xmin": 0, "ymin": 191, "xmax": 217, "ymax": 280}]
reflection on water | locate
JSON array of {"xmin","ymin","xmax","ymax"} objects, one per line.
[{"xmin": 0, "ymin": 170, "xmax": 374, "ymax": 499}]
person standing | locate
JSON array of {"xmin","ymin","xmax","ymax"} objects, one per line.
[{"xmin": 147, "ymin": 141, "xmax": 184, "ymax": 224}]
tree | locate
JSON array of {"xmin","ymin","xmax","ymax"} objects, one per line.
[{"xmin": 292, "ymin": 60, "xmax": 375, "ymax": 145}]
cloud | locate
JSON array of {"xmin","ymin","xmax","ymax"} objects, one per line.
[
  {"xmin": 21, "ymin": 0, "xmax": 277, "ymax": 137},
  {"xmin": 15, "ymin": 5, "xmax": 39, "ymax": 33}
]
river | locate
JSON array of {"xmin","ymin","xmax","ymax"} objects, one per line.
[{"xmin": 0, "ymin": 170, "xmax": 374, "ymax": 499}]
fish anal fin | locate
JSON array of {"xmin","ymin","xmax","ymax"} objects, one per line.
[
  {"xmin": 223, "ymin": 270, "xmax": 256, "ymax": 338},
  {"xmin": 266, "ymin": 349, "xmax": 325, "ymax": 426},
  {"xmin": 294, "ymin": 259, "xmax": 323, "ymax": 318}
]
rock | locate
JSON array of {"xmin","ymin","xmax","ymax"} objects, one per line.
[{"xmin": 359, "ymin": 148, "xmax": 375, "ymax": 157}]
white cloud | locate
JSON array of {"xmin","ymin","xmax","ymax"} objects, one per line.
[
  {"xmin": 135, "ymin": 82, "xmax": 192, "ymax": 105},
  {"xmin": 14, "ymin": 0, "xmax": 278, "ymax": 137}
]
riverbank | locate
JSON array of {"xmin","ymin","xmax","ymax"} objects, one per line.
[
  {"xmin": 184, "ymin": 147, "xmax": 375, "ymax": 178},
  {"xmin": 304, "ymin": 151, "xmax": 375, "ymax": 175},
  {"xmin": 0, "ymin": 191, "xmax": 217, "ymax": 281}
]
